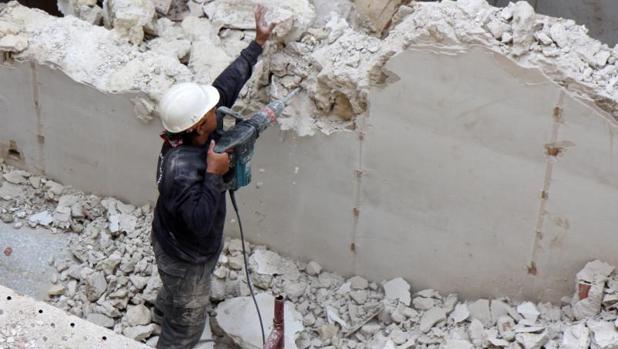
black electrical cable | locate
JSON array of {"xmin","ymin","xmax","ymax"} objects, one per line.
[{"xmin": 229, "ymin": 190, "xmax": 266, "ymax": 345}]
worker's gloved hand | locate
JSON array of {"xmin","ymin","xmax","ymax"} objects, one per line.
[
  {"xmin": 207, "ymin": 140, "xmax": 230, "ymax": 175},
  {"xmin": 254, "ymin": 4, "xmax": 277, "ymax": 47}
]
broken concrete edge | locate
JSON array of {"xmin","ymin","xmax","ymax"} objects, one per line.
[
  {"xmin": 0, "ymin": 284, "xmax": 151, "ymax": 348},
  {"xmin": 1, "ymin": 0, "xmax": 618, "ymax": 137}
]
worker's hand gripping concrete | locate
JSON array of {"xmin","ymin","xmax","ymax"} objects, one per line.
[{"xmin": 214, "ymin": 88, "xmax": 301, "ymax": 191}]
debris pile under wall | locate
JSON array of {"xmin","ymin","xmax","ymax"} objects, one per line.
[{"xmin": 5, "ymin": 162, "xmax": 618, "ymax": 348}]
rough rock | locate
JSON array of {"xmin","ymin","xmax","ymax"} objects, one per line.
[
  {"xmin": 250, "ymin": 249, "xmax": 298, "ymax": 276},
  {"xmin": 86, "ymin": 313, "xmax": 115, "ymax": 328},
  {"xmin": 413, "ymin": 297, "xmax": 435, "ymax": 311},
  {"xmin": 349, "ymin": 276, "xmax": 368, "ymax": 290},
  {"xmin": 383, "ymin": 277, "xmax": 411, "ymax": 306},
  {"xmin": 497, "ymin": 315, "xmax": 516, "ymax": 341},
  {"xmin": 47, "ymin": 284, "xmax": 65, "ymax": 296},
  {"xmin": 85, "ymin": 271, "xmax": 107, "ymax": 301},
  {"xmin": 0, "ymin": 213, "xmax": 14, "ymax": 224},
  {"xmin": 587, "ymin": 320, "xmax": 618, "ymax": 349},
  {"xmin": 354, "ymin": 0, "xmax": 402, "ymax": 34},
  {"xmin": 516, "ymin": 331, "xmax": 549, "ymax": 349},
  {"xmin": 468, "ymin": 318, "xmax": 486, "ymax": 347},
  {"xmin": 468, "ymin": 299, "xmax": 492, "ymax": 326},
  {"xmin": 0, "ymin": 34, "xmax": 27, "ymax": 52},
  {"xmin": 215, "ymin": 293, "xmax": 303, "ymax": 349},
  {"xmin": 510, "ymin": 1, "xmax": 536, "ymax": 56},
  {"xmin": 561, "ymin": 323, "xmax": 590, "ymax": 349},
  {"xmin": 419, "ymin": 307, "xmax": 446, "ymax": 333},
  {"xmin": 28, "ymin": 211, "xmax": 54, "ymax": 227},
  {"xmin": 3, "ymin": 170, "xmax": 28, "ymax": 184},
  {"xmin": 123, "ymin": 324, "xmax": 156, "ymax": 341},
  {"xmin": 449, "ymin": 303, "xmax": 470, "ymax": 324},
  {"xmin": 572, "ymin": 260, "xmax": 614, "ymax": 320},
  {"xmin": 203, "ymin": 0, "xmax": 315, "ymax": 42},
  {"xmin": 444, "ymin": 339, "xmax": 474, "ymax": 349},
  {"xmin": 305, "ymin": 260, "xmax": 322, "ymax": 276},
  {"xmin": 517, "ymin": 302, "xmax": 540, "ymax": 322},
  {"xmin": 0, "ymin": 182, "xmax": 23, "ymax": 200},
  {"xmin": 104, "ymin": 0, "xmax": 156, "ymax": 44},
  {"xmin": 126, "ymin": 304, "xmax": 151, "ymax": 326}
]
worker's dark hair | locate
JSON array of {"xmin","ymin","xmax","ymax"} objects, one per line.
[{"xmin": 163, "ymin": 129, "xmax": 196, "ymax": 146}]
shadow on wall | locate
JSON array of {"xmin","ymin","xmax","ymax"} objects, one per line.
[{"xmin": 421, "ymin": 0, "xmax": 618, "ymax": 46}]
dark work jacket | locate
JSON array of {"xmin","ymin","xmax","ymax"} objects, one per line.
[{"xmin": 152, "ymin": 41, "xmax": 263, "ymax": 263}]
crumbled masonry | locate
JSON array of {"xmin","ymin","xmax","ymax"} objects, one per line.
[
  {"xmin": 1, "ymin": 0, "xmax": 617, "ymax": 136},
  {"xmin": 5, "ymin": 159, "xmax": 618, "ymax": 348}
]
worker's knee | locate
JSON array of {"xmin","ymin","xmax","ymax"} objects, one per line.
[{"xmin": 167, "ymin": 303, "xmax": 208, "ymax": 327}]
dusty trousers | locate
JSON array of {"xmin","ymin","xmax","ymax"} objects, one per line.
[{"xmin": 152, "ymin": 239, "xmax": 220, "ymax": 349}]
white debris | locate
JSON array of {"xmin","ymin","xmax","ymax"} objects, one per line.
[
  {"xmin": 203, "ymin": 0, "xmax": 315, "ymax": 42},
  {"xmin": 215, "ymin": 293, "xmax": 303, "ymax": 349},
  {"xmin": 3, "ymin": 170, "xmax": 28, "ymax": 184},
  {"xmin": 123, "ymin": 324, "xmax": 156, "ymax": 341},
  {"xmin": 419, "ymin": 307, "xmax": 447, "ymax": 333},
  {"xmin": 449, "ymin": 303, "xmax": 470, "ymax": 324},
  {"xmin": 104, "ymin": 0, "xmax": 156, "ymax": 44},
  {"xmin": 383, "ymin": 277, "xmax": 411, "ymax": 306},
  {"xmin": 249, "ymin": 249, "xmax": 299, "ymax": 276},
  {"xmin": 28, "ymin": 211, "xmax": 54, "ymax": 227},
  {"xmin": 86, "ymin": 313, "xmax": 115, "ymax": 328},
  {"xmin": 126, "ymin": 304, "xmax": 151, "ymax": 326},
  {"xmin": 561, "ymin": 323, "xmax": 590, "ymax": 349},
  {"xmin": 0, "ymin": 34, "xmax": 27, "ymax": 52},
  {"xmin": 444, "ymin": 339, "xmax": 473, "ymax": 349},
  {"xmin": 573, "ymin": 260, "xmax": 615, "ymax": 320},
  {"xmin": 518, "ymin": 302, "xmax": 541, "ymax": 322},
  {"xmin": 587, "ymin": 320, "xmax": 618, "ymax": 349},
  {"xmin": 305, "ymin": 260, "xmax": 322, "ymax": 276},
  {"xmin": 516, "ymin": 331, "xmax": 549, "ymax": 349},
  {"xmin": 468, "ymin": 299, "xmax": 492, "ymax": 326},
  {"xmin": 349, "ymin": 276, "xmax": 368, "ymax": 290}
]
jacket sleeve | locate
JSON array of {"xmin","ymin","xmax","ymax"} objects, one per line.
[
  {"xmin": 170, "ymin": 173, "xmax": 224, "ymax": 238},
  {"xmin": 213, "ymin": 40, "xmax": 263, "ymax": 108}
]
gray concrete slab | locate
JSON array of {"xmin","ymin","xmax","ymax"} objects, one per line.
[
  {"xmin": 0, "ymin": 222, "xmax": 70, "ymax": 301},
  {"xmin": 0, "ymin": 284, "xmax": 150, "ymax": 348}
]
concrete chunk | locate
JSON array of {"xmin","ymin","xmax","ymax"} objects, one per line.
[
  {"xmin": 354, "ymin": 0, "xmax": 402, "ymax": 34},
  {"xmin": 561, "ymin": 323, "xmax": 590, "ymax": 349},
  {"xmin": 517, "ymin": 302, "xmax": 540, "ymax": 322},
  {"xmin": 468, "ymin": 299, "xmax": 492, "ymax": 326},
  {"xmin": 383, "ymin": 277, "xmax": 411, "ymax": 306},
  {"xmin": 419, "ymin": 307, "xmax": 446, "ymax": 333},
  {"xmin": 215, "ymin": 293, "xmax": 303, "ymax": 349}
]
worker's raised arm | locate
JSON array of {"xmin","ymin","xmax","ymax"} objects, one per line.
[{"xmin": 213, "ymin": 4, "xmax": 277, "ymax": 108}]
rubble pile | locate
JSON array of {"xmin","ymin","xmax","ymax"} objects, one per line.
[
  {"xmin": 0, "ymin": 0, "xmax": 617, "ymax": 136},
  {"xmin": 5, "ymin": 159, "xmax": 618, "ymax": 348}
]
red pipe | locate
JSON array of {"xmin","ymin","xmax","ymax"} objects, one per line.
[{"xmin": 264, "ymin": 295, "xmax": 285, "ymax": 349}]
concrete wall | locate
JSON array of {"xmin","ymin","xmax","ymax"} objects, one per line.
[
  {"xmin": 0, "ymin": 62, "xmax": 161, "ymax": 203},
  {"xmin": 2, "ymin": 46, "xmax": 618, "ymax": 302},
  {"xmin": 230, "ymin": 46, "xmax": 618, "ymax": 302}
]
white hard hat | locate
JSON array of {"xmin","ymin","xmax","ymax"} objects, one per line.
[{"xmin": 159, "ymin": 82, "xmax": 220, "ymax": 133}]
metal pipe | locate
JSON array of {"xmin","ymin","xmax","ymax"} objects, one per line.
[{"xmin": 263, "ymin": 295, "xmax": 285, "ymax": 349}]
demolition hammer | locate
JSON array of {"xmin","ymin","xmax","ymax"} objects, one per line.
[
  {"xmin": 214, "ymin": 88, "xmax": 301, "ymax": 191},
  {"xmin": 213, "ymin": 89, "xmax": 301, "ymax": 347}
]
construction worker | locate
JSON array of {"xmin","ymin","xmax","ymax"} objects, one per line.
[{"xmin": 151, "ymin": 5, "xmax": 277, "ymax": 348}]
